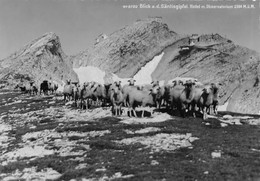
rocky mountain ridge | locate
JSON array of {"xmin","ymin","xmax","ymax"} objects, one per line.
[
  {"xmin": 72, "ymin": 17, "xmax": 182, "ymax": 78},
  {"xmin": 0, "ymin": 32, "xmax": 78, "ymax": 87}
]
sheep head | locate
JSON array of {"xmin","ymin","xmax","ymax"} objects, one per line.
[
  {"xmin": 127, "ymin": 78, "xmax": 136, "ymax": 85},
  {"xmin": 202, "ymin": 85, "xmax": 213, "ymax": 94},
  {"xmin": 151, "ymin": 80, "xmax": 159, "ymax": 87},
  {"xmin": 184, "ymin": 80, "xmax": 195, "ymax": 89}
]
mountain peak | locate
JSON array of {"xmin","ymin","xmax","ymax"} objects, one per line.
[
  {"xmin": 73, "ymin": 17, "xmax": 180, "ymax": 77},
  {"xmin": 0, "ymin": 32, "xmax": 78, "ymax": 87}
]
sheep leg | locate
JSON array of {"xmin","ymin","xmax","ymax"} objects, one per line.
[
  {"xmin": 193, "ymin": 112, "xmax": 196, "ymax": 118},
  {"xmin": 149, "ymin": 107, "xmax": 153, "ymax": 117},
  {"xmin": 203, "ymin": 107, "xmax": 208, "ymax": 120},
  {"xmin": 209, "ymin": 105, "xmax": 213, "ymax": 115},
  {"xmin": 114, "ymin": 105, "xmax": 117, "ymax": 116},
  {"xmin": 78, "ymin": 100, "xmax": 81, "ymax": 109},
  {"xmin": 80, "ymin": 99, "xmax": 84, "ymax": 109},
  {"xmin": 141, "ymin": 108, "xmax": 145, "ymax": 118},
  {"xmin": 214, "ymin": 105, "xmax": 218, "ymax": 115},
  {"xmin": 111, "ymin": 105, "xmax": 114, "ymax": 116},
  {"xmin": 116, "ymin": 105, "xmax": 119, "ymax": 116},
  {"xmin": 133, "ymin": 108, "xmax": 138, "ymax": 117},
  {"xmin": 128, "ymin": 107, "xmax": 132, "ymax": 117},
  {"xmin": 170, "ymin": 101, "xmax": 174, "ymax": 115},
  {"xmin": 190, "ymin": 102, "xmax": 196, "ymax": 118},
  {"xmin": 118, "ymin": 105, "xmax": 120, "ymax": 116},
  {"xmin": 159, "ymin": 99, "xmax": 163, "ymax": 109},
  {"xmin": 85, "ymin": 99, "xmax": 89, "ymax": 110},
  {"xmin": 119, "ymin": 105, "xmax": 122, "ymax": 116},
  {"xmin": 178, "ymin": 103, "xmax": 185, "ymax": 118},
  {"xmin": 124, "ymin": 94, "xmax": 129, "ymax": 107}
]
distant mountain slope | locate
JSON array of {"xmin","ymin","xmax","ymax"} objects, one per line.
[
  {"xmin": 72, "ymin": 17, "xmax": 181, "ymax": 78},
  {"xmin": 0, "ymin": 32, "xmax": 78, "ymax": 87},
  {"xmin": 153, "ymin": 35, "xmax": 260, "ymax": 114}
]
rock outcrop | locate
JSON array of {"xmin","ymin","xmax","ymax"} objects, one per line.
[{"xmin": 0, "ymin": 32, "xmax": 78, "ymax": 88}]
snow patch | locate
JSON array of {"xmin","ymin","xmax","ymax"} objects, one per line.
[
  {"xmin": 218, "ymin": 101, "xmax": 229, "ymax": 111},
  {"xmin": 73, "ymin": 66, "xmax": 106, "ymax": 85},
  {"xmin": 133, "ymin": 52, "xmax": 164, "ymax": 85},
  {"xmin": 74, "ymin": 52, "xmax": 164, "ymax": 86}
]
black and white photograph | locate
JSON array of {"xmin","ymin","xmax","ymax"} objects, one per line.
[{"xmin": 0, "ymin": 0, "xmax": 260, "ymax": 180}]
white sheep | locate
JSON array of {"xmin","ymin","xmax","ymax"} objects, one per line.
[
  {"xmin": 110, "ymin": 86, "xmax": 124, "ymax": 116},
  {"xmin": 127, "ymin": 86, "xmax": 160, "ymax": 117}
]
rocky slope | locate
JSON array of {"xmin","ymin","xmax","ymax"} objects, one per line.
[
  {"xmin": 0, "ymin": 32, "xmax": 78, "ymax": 88},
  {"xmin": 151, "ymin": 35, "xmax": 260, "ymax": 114},
  {"xmin": 72, "ymin": 17, "xmax": 181, "ymax": 78}
]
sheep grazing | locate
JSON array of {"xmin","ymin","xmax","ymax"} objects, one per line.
[
  {"xmin": 209, "ymin": 82, "xmax": 222, "ymax": 115},
  {"xmin": 138, "ymin": 84, "xmax": 153, "ymax": 91},
  {"xmin": 190, "ymin": 86, "xmax": 204, "ymax": 115},
  {"xmin": 122, "ymin": 79, "xmax": 139, "ymax": 107},
  {"xmin": 177, "ymin": 80, "xmax": 196, "ymax": 117},
  {"xmin": 189, "ymin": 82, "xmax": 222, "ymax": 119},
  {"xmin": 48, "ymin": 81, "xmax": 58, "ymax": 95},
  {"xmin": 199, "ymin": 85, "xmax": 215, "ymax": 120},
  {"xmin": 25, "ymin": 81, "xmax": 38, "ymax": 95},
  {"xmin": 66, "ymin": 78, "xmax": 221, "ymax": 120},
  {"xmin": 104, "ymin": 83, "xmax": 113, "ymax": 105},
  {"xmin": 161, "ymin": 84, "xmax": 171, "ymax": 109},
  {"xmin": 114, "ymin": 81, "xmax": 122, "ymax": 90},
  {"xmin": 40, "ymin": 80, "xmax": 49, "ymax": 95},
  {"xmin": 168, "ymin": 84, "xmax": 185, "ymax": 114},
  {"xmin": 168, "ymin": 77, "xmax": 198, "ymax": 87},
  {"xmin": 30, "ymin": 82, "xmax": 38, "ymax": 95},
  {"xmin": 73, "ymin": 83, "xmax": 82, "ymax": 107},
  {"xmin": 14, "ymin": 83, "xmax": 26, "ymax": 92},
  {"xmin": 153, "ymin": 85, "xmax": 168, "ymax": 109},
  {"xmin": 127, "ymin": 86, "xmax": 160, "ymax": 117},
  {"xmin": 110, "ymin": 86, "xmax": 124, "ymax": 116},
  {"xmin": 172, "ymin": 80, "xmax": 184, "ymax": 87},
  {"xmin": 80, "ymin": 84, "xmax": 94, "ymax": 109},
  {"xmin": 63, "ymin": 79, "xmax": 74, "ymax": 102},
  {"xmin": 105, "ymin": 81, "xmax": 124, "ymax": 106},
  {"xmin": 92, "ymin": 84, "xmax": 107, "ymax": 106},
  {"xmin": 151, "ymin": 80, "xmax": 159, "ymax": 87},
  {"xmin": 128, "ymin": 78, "xmax": 136, "ymax": 86}
]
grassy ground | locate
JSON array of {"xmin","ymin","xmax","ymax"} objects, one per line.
[{"xmin": 0, "ymin": 90, "xmax": 260, "ymax": 181}]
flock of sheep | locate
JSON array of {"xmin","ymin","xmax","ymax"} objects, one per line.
[
  {"xmin": 15, "ymin": 80, "xmax": 58, "ymax": 96},
  {"xmin": 63, "ymin": 77, "xmax": 221, "ymax": 120}
]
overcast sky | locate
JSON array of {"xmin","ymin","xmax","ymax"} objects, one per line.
[{"xmin": 0, "ymin": 0, "xmax": 259, "ymax": 59}]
